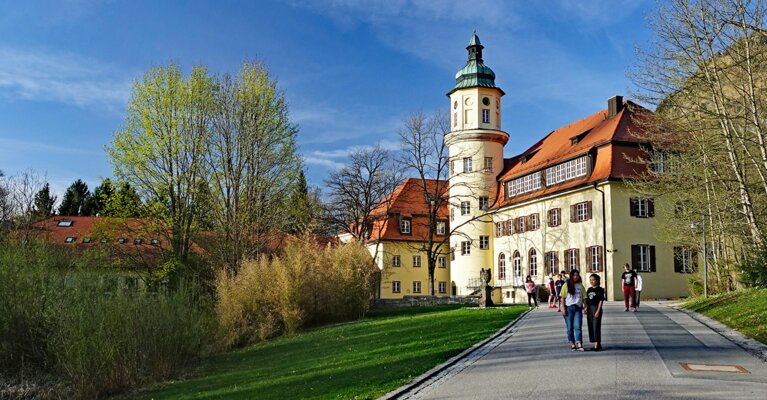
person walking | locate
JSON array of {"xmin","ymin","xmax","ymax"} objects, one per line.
[
  {"xmin": 555, "ymin": 272, "xmax": 565, "ymax": 313},
  {"xmin": 635, "ymin": 272, "xmax": 643, "ymax": 310},
  {"xmin": 560, "ymin": 269, "xmax": 586, "ymax": 351},
  {"xmin": 547, "ymin": 273, "xmax": 556, "ymax": 308},
  {"xmin": 525, "ymin": 275, "xmax": 538, "ymax": 310},
  {"xmin": 621, "ymin": 263, "xmax": 638, "ymax": 312},
  {"xmin": 585, "ymin": 273, "xmax": 605, "ymax": 351}
]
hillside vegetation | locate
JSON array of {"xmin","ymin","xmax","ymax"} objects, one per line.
[{"xmin": 682, "ymin": 288, "xmax": 767, "ymax": 344}]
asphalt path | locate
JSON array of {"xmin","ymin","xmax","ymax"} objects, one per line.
[{"xmin": 407, "ymin": 302, "xmax": 767, "ymax": 400}]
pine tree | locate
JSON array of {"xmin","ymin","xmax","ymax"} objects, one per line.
[
  {"xmin": 58, "ymin": 179, "xmax": 92, "ymax": 216},
  {"xmin": 287, "ymin": 170, "xmax": 312, "ymax": 233},
  {"xmin": 90, "ymin": 178, "xmax": 115, "ymax": 216},
  {"xmin": 104, "ymin": 182, "xmax": 143, "ymax": 217},
  {"xmin": 33, "ymin": 183, "xmax": 57, "ymax": 220}
]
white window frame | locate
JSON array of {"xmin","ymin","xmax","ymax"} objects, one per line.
[
  {"xmin": 680, "ymin": 248, "xmax": 693, "ymax": 273},
  {"xmin": 513, "ymin": 253, "xmax": 522, "ymax": 277},
  {"xmin": 463, "ymin": 157, "xmax": 473, "ymax": 173},
  {"xmin": 590, "ymin": 246, "xmax": 600, "ymax": 272},
  {"xmin": 576, "ymin": 202, "xmax": 589, "ymax": 222},
  {"xmin": 498, "ymin": 253, "xmax": 507, "ymax": 280},
  {"xmin": 529, "ymin": 214, "xmax": 539, "ymax": 230},
  {"xmin": 392, "ymin": 281, "xmax": 401, "ymax": 293},
  {"xmin": 479, "ymin": 196, "xmax": 489, "ymax": 211},
  {"xmin": 400, "ymin": 218, "xmax": 411, "ymax": 234},
  {"xmin": 546, "ymin": 251, "xmax": 557, "ymax": 275},
  {"xmin": 438, "ymin": 256, "xmax": 447, "ymax": 268},
  {"xmin": 518, "ymin": 216, "xmax": 526, "ymax": 233},
  {"xmin": 413, "ymin": 281, "xmax": 422, "ymax": 294},
  {"xmin": 479, "ymin": 235, "xmax": 489, "ymax": 250},
  {"xmin": 529, "ymin": 249, "xmax": 538, "ymax": 276},
  {"xmin": 461, "ymin": 201, "xmax": 471, "ymax": 216},
  {"xmin": 551, "ymin": 208, "xmax": 561, "ymax": 226},
  {"xmin": 484, "ymin": 157, "xmax": 493, "ymax": 172},
  {"xmin": 392, "ymin": 255, "xmax": 401, "ymax": 267},
  {"xmin": 637, "ymin": 199, "xmax": 648, "ymax": 217},
  {"xmin": 637, "ymin": 245, "xmax": 650, "ymax": 272},
  {"xmin": 482, "ymin": 109, "xmax": 490, "ymax": 124},
  {"xmin": 568, "ymin": 249, "xmax": 578, "ymax": 270},
  {"xmin": 413, "ymin": 255, "xmax": 421, "ymax": 267},
  {"xmin": 436, "ymin": 221, "xmax": 447, "ymax": 235},
  {"xmin": 438, "ymin": 281, "xmax": 447, "ymax": 294},
  {"xmin": 544, "ymin": 156, "xmax": 588, "ymax": 185},
  {"xmin": 461, "ymin": 241, "xmax": 471, "ymax": 256}
]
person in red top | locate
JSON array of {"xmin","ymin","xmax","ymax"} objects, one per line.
[
  {"xmin": 547, "ymin": 273, "xmax": 557, "ymax": 308},
  {"xmin": 525, "ymin": 275, "xmax": 538, "ymax": 310}
]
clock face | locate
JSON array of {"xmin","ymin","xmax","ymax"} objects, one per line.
[
  {"xmin": 464, "ymin": 97, "xmax": 473, "ymax": 106},
  {"xmin": 482, "ymin": 97, "xmax": 490, "ymax": 106}
]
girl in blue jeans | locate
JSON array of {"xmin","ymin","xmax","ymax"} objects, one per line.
[{"xmin": 559, "ymin": 269, "xmax": 586, "ymax": 351}]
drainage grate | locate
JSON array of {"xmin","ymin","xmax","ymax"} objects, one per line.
[{"xmin": 680, "ymin": 363, "xmax": 750, "ymax": 373}]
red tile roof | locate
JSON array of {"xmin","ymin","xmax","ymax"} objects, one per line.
[{"xmin": 369, "ymin": 178, "xmax": 451, "ymax": 242}]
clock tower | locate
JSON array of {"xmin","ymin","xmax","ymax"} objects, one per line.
[{"xmin": 445, "ymin": 33, "xmax": 508, "ymax": 295}]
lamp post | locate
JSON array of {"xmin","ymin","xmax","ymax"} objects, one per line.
[{"xmin": 690, "ymin": 219, "xmax": 708, "ymax": 298}]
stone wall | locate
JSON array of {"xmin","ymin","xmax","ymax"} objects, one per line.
[{"xmin": 371, "ymin": 295, "xmax": 479, "ymax": 309}]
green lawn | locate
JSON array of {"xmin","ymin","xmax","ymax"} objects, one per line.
[
  {"xmin": 682, "ymin": 288, "xmax": 767, "ymax": 344},
  {"xmin": 138, "ymin": 305, "xmax": 526, "ymax": 400}
]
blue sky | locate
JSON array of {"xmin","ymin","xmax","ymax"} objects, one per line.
[{"xmin": 0, "ymin": 0, "xmax": 654, "ymax": 197}]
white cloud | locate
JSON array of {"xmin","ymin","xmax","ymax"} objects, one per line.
[
  {"xmin": 0, "ymin": 47, "xmax": 132, "ymax": 108},
  {"xmin": 302, "ymin": 139, "xmax": 401, "ymax": 172}
]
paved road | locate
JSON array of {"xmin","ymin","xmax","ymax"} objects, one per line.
[{"xmin": 407, "ymin": 302, "xmax": 767, "ymax": 400}]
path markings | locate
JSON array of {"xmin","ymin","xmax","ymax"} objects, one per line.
[{"xmin": 681, "ymin": 363, "xmax": 750, "ymax": 374}]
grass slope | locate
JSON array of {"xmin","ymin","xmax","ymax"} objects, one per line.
[
  {"xmin": 682, "ymin": 288, "xmax": 767, "ymax": 344},
  {"xmin": 140, "ymin": 305, "xmax": 525, "ymax": 400}
]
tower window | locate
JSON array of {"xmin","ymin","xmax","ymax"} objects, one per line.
[
  {"xmin": 461, "ymin": 241, "xmax": 471, "ymax": 255},
  {"xmin": 482, "ymin": 97, "xmax": 490, "ymax": 106},
  {"xmin": 482, "ymin": 109, "xmax": 490, "ymax": 124},
  {"xmin": 479, "ymin": 196, "xmax": 489, "ymax": 210},
  {"xmin": 461, "ymin": 201, "xmax": 471, "ymax": 216},
  {"xmin": 453, "ymin": 112, "xmax": 458, "ymax": 127},
  {"xmin": 463, "ymin": 157, "xmax": 473, "ymax": 172},
  {"xmin": 484, "ymin": 157, "xmax": 493, "ymax": 172}
]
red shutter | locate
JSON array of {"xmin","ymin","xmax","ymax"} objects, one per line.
[
  {"xmin": 570, "ymin": 205, "xmax": 576, "ymax": 222},
  {"xmin": 650, "ymin": 245, "xmax": 656, "ymax": 272},
  {"xmin": 586, "ymin": 247, "xmax": 592, "ymax": 271},
  {"xmin": 575, "ymin": 249, "xmax": 580, "ymax": 269},
  {"xmin": 586, "ymin": 201, "xmax": 593, "ymax": 220},
  {"xmin": 673, "ymin": 247, "xmax": 682, "ymax": 273},
  {"xmin": 630, "ymin": 198, "xmax": 638, "ymax": 216},
  {"xmin": 547, "ymin": 209, "xmax": 553, "ymax": 227},
  {"xmin": 564, "ymin": 250, "xmax": 570, "ymax": 272},
  {"xmin": 648, "ymin": 199, "xmax": 655, "ymax": 217},
  {"xmin": 598, "ymin": 246, "xmax": 603, "ymax": 272}
]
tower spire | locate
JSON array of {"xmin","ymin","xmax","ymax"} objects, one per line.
[{"xmin": 467, "ymin": 31, "xmax": 483, "ymax": 61}]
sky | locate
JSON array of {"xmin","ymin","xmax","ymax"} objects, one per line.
[{"xmin": 0, "ymin": 0, "xmax": 656, "ymax": 198}]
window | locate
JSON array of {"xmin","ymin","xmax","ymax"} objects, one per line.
[
  {"xmin": 450, "ymin": 247, "xmax": 456, "ymax": 261},
  {"xmin": 545, "ymin": 251, "xmax": 558, "ymax": 275},
  {"xmin": 450, "ymin": 159, "xmax": 455, "ymax": 175},
  {"xmin": 436, "ymin": 221, "xmax": 447, "ymax": 235},
  {"xmin": 453, "ymin": 112, "xmax": 458, "ymax": 127},
  {"xmin": 516, "ymin": 216, "xmax": 526, "ymax": 234},
  {"xmin": 64, "ymin": 236, "xmax": 76, "ymax": 243},
  {"xmin": 461, "ymin": 241, "xmax": 471, "ymax": 255},
  {"xmin": 392, "ymin": 255, "xmax": 401, "ymax": 267},
  {"xmin": 513, "ymin": 251, "xmax": 522, "ymax": 278},
  {"xmin": 461, "ymin": 201, "xmax": 471, "ymax": 216},
  {"xmin": 413, "ymin": 255, "xmax": 421, "ymax": 267},
  {"xmin": 630, "ymin": 198, "xmax": 655, "ymax": 218},
  {"xmin": 484, "ymin": 157, "xmax": 493, "ymax": 172},
  {"xmin": 482, "ymin": 109, "xmax": 490, "ymax": 123},
  {"xmin": 57, "ymin": 220, "xmax": 73, "ymax": 227},
  {"xmin": 674, "ymin": 247, "xmax": 697, "ymax": 273},
  {"xmin": 571, "ymin": 201, "xmax": 592, "ymax": 223},
  {"xmin": 150, "ymin": 239, "xmax": 160, "ymax": 245},
  {"xmin": 652, "ymin": 152, "xmax": 678, "ymax": 175},
  {"xmin": 450, "ymin": 207, "xmax": 455, "ymax": 222},
  {"xmin": 631, "ymin": 244, "xmax": 656, "ymax": 272},
  {"xmin": 564, "ymin": 248, "xmax": 580, "ymax": 271},
  {"xmin": 505, "ymin": 171, "xmax": 542, "ymax": 198},
  {"xmin": 392, "ymin": 281, "xmax": 401, "ymax": 293},
  {"xmin": 495, "ymin": 221, "xmax": 504, "ymax": 238},
  {"xmin": 413, "ymin": 281, "xmax": 422, "ymax": 294},
  {"xmin": 438, "ymin": 256, "xmax": 447, "ymax": 268},
  {"xmin": 529, "ymin": 249, "xmax": 538, "ymax": 276},
  {"xmin": 482, "ymin": 96, "xmax": 491, "ymax": 106},
  {"xmin": 118, "ymin": 238, "xmax": 127, "ymax": 244},
  {"xmin": 400, "ymin": 218, "xmax": 412, "ymax": 234},
  {"xmin": 100, "ymin": 238, "xmax": 108, "ymax": 243},
  {"xmin": 439, "ymin": 281, "xmax": 447, "ymax": 294},
  {"xmin": 548, "ymin": 208, "xmax": 561, "ymax": 227},
  {"xmin": 479, "ymin": 235, "xmax": 489, "ymax": 250},
  {"xmin": 463, "ymin": 157, "xmax": 473, "ymax": 173},
  {"xmin": 82, "ymin": 237, "xmax": 92, "ymax": 243},
  {"xmin": 587, "ymin": 246, "xmax": 603, "ymax": 272},
  {"xmin": 479, "ymin": 196, "xmax": 489, "ymax": 211},
  {"xmin": 545, "ymin": 156, "xmax": 588, "ymax": 186},
  {"xmin": 528, "ymin": 213, "xmax": 539, "ymax": 230},
  {"xmin": 498, "ymin": 253, "xmax": 507, "ymax": 280},
  {"xmin": 133, "ymin": 238, "xmax": 143, "ymax": 245}
]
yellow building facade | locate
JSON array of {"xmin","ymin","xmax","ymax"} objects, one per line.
[{"xmin": 363, "ymin": 34, "xmax": 694, "ymax": 302}]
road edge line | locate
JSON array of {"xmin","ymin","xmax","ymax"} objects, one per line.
[{"xmin": 378, "ymin": 307, "xmax": 531, "ymax": 400}]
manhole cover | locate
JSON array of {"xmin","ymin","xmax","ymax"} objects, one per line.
[{"xmin": 680, "ymin": 363, "xmax": 750, "ymax": 373}]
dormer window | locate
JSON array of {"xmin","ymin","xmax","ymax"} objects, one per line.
[
  {"xmin": 118, "ymin": 238, "xmax": 127, "ymax": 244},
  {"xmin": 82, "ymin": 237, "xmax": 92, "ymax": 243},
  {"xmin": 399, "ymin": 218, "xmax": 411, "ymax": 234},
  {"xmin": 64, "ymin": 237, "xmax": 76, "ymax": 243},
  {"xmin": 57, "ymin": 220, "xmax": 73, "ymax": 227},
  {"xmin": 150, "ymin": 239, "xmax": 161, "ymax": 245},
  {"xmin": 570, "ymin": 129, "xmax": 592, "ymax": 146},
  {"xmin": 133, "ymin": 239, "xmax": 143, "ymax": 245}
]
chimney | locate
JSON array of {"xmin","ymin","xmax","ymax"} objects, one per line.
[{"xmin": 608, "ymin": 95, "xmax": 623, "ymax": 118}]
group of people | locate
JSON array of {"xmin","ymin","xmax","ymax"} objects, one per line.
[{"xmin": 523, "ymin": 263, "xmax": 645, "ymax": 352}]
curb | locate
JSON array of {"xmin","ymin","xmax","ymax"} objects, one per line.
[
  {"xmin": 378, "ymin": 308, "xmax": 531, "ymax": 400},
  {"xmin": 669, "ymin": 303, "xmax": 767, "ymax": 363}
]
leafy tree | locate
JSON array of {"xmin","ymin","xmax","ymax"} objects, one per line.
[
  {"xmin": 33, "ymin": 183, "xmax": 57, "ymax": 220},
  {"xmin": 108, "ymin": 64, "xmax": 213, "ymax": 261},
  {"xmin": 103, "ymin": 182, "xmax": 143, "ymax": 218},
  {"xmin": 58, "ymin": 179, "xmax": 92, "ymax": 216}
]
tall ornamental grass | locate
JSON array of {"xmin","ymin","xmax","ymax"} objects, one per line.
[{"xmin": 215, "ymin": 237, "xmax": 377, "ymax": 349}]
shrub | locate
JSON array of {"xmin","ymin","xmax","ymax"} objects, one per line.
[
  {"xmin": 215, "ymin": 236, "xmax": 376, "ymax": 350},
  {"xmin": 739, "ymin": 243, "xmax": 767, "ymax": 288}
]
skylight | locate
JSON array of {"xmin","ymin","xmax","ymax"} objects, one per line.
[
  {"xmin": 150, "ymin": 239, "xmax": 160, "ymax": 245},
  {"xmin": 134, "ymin": 239, "xmax": 143, "ymax": 245},
  {"xmin": 118, "ymin": 238, "xmax": 127, "ymax": 244},
  {"xmin": 64, "ymin": 237, "xmax": 76, "ymax": 243},
  {"xmin": 57, "ymin": 220, "xmax": 73, "ymax": 227},
  {"xmin": 83, "ymin": 237, "xmax": 92, "ymax": 243}
]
